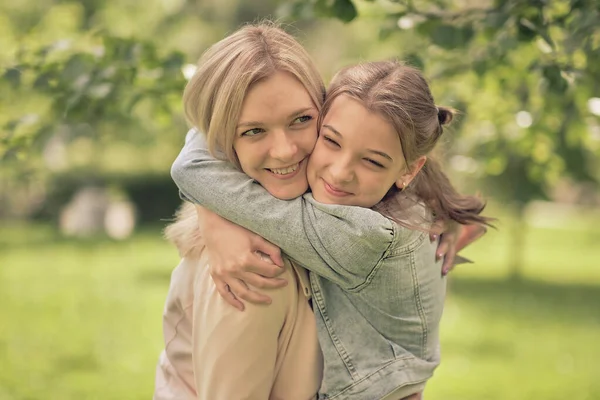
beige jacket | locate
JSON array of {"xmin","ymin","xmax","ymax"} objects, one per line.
[{"xmin": 153, "ymin": 249, "xmax": 322, "ymax": 400}]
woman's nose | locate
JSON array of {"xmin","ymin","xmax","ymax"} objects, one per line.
[{"xmin": 270, "ymin": 131, "xmax": 297, "ymax": 161}]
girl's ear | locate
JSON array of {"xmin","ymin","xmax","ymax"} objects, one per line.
[{"xmin": 395, "ymin": 156, "xmax": 427, "ymax": 190}]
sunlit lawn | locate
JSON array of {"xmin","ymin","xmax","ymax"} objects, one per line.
[{"xmin": 1, "ymin": 208, "xmax": 599, "ymax": 400}]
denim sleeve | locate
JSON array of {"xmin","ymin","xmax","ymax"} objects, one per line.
[{"xmin": 171, "ymin": 129, "xmax": 396, "ymax": 289}]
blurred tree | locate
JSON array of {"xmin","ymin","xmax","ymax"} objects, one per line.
[
  {"xmin": 2, "ymin": 0, "xmax": 599, "ymax": 255},
  {"xmin": 0, "ymin": 0, "xmax": 281, "ymax": 222},
  {"xmin": 279, "ymin": 0, "xmax": 600, "ymax": 275}
]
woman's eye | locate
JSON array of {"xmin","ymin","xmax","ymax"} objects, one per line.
[
  {"xmin": 366, "ymin": 158, "xmax": 384, "ymax": 168},
  {"xmin": 292, "ymin": 115, "xmax": 313, "ymax": 124},
  {"xmin": 241, "ymin": 128, "xmax": 264, "ymax": 137}
]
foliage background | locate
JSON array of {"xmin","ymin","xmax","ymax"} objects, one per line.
[{"xmin": 1, "ymin": 0, "xmax": 599, "ymax": 399}]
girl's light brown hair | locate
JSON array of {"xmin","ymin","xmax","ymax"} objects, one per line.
[
  {"xmin": 166, "ymin": 22, "xmax": 326, "ymax": 257},
  {"xmin": 321, "ymin": 60, "xmax": 492, "ymax": 228}
]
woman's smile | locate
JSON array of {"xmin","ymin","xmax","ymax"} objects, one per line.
[
  {"xmin": 233, "ymin": 71, "xmax": 319, "ymax": 200},
  {"xmin": 265, "ymin": 158, "xmax": 306, "ymax": 179}
]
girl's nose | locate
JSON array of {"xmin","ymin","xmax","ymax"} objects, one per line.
[{"xmin": 329, "ymin": 158, "xmax": 354, "ymax": 184}]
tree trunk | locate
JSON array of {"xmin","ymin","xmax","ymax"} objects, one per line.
[{"xmin": 509, "ymin": 202, "xmax": 527, "ymax": 279}]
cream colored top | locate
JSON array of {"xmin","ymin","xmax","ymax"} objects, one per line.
[{"xmin": 153, "ymin": 249, "xmax": 322, "ymax": 400}]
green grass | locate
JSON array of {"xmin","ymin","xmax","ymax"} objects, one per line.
[
  {"xmin": 0, "ymin": 215, "xmax": 599, "ymax": 400},
  {"xmin": 0, "ymin": 223, "xmax": 173, "ymax": 400}
]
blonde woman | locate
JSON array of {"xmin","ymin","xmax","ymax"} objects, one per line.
[
  {"xmin": 154, "ymin": 23, "xmax": 325, "ymax": 400},
  {"xmin": 171, "ymin": 56, "xmax": 493, "ymax": 399}
]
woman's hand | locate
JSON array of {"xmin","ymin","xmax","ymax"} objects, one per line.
[
  {"xmin": 430, "ymin": 220, "xmax": 487, "ymax": 276},
  {"xmin": 196, "ymin": 205, "xmax": 288, "ymax": 311}
]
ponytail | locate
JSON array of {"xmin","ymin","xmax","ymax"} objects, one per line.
[
  {"xmin": 375, "ymin": 158, "xmax": 493, "ymax": 230},
  {"xmin": 413, "ymin": 157, "xmax": 492, "ymax": 226}
]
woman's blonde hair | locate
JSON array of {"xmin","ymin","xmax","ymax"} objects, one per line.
[
  {"xmin": 322, "ymin": 60, "xmax": 493, "ymax": 228},
  {"xmin": 183, "ymin": 21, "xmax": 325, "ymax": 168},
  {"xmin": 166, "ymin": 22, "xmax": 325, "ymax": 257}
]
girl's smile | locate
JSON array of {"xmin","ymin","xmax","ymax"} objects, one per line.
[{"xmin": 307, "ymin": 95, "xmax": 411, "ymax": 208}]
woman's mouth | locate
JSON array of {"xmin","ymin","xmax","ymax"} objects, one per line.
[{"xmin": 266, "ymin": 159, "xmax": 304, "ymax": 179}]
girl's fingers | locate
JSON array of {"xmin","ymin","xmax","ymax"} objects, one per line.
[
  {"xmin": 253, "ymin": 238, "xmax": 284, "ymax": 267},
  {"xmin": 216, "ymin": 281, "xmax": 245, "ymax": 311},
  {"xmin": 241, "ymin": 272, "xmax": 288, "ymax": 290},
  {"xmin": 246, "ymin": 255, "xmax": 287, "ymax": 278},
  {"xmin": 441, "ymin": 246, "xmax": 456, "ymax": 276},
  {"xmin": 230, "ymin": 279, "xmax": 273, "ymax": 305}
]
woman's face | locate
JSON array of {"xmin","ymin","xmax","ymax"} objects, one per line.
[
  {"xmin": 307, "ymin": 95, "xmax": 413, "ymax": 208},
  {"xmin": 233, "ymin": 71, "xmax": 319, "ymax": 200}
]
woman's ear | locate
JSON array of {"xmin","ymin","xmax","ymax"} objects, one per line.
[{"xmin": 395, "ymin": 156, "xmax": 427, "ymax": 190}]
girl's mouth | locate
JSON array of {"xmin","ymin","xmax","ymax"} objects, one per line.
[{"xmin": 322, "ymin": 179, "xmax": 352, "ymax": 197}]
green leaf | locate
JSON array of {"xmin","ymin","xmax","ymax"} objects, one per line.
[
  {"xmin": 276, "ymin": 0, "xmax": 315, "ymax": 20},
  {"xmin": 331, "ymin": 0, "xmax": 357, "ymax": 23},
  {"xmin": 430, "ymin": 24, "xmax": 475, "ymax": 50},
  {"xmin": 542, "ymin": 65, "xmax": 568, "ymax": 93},
  {"xmin": 416, "ymin": 19, "xmax": 439, "ymax": 36},
  {"xmin": 4, "ymin": 68, "xmax": 22, "ymax": 88},
  {"xmin": 517, "ymin": 18, "xmax": 537, "ymax": 42},
  {"xmin": 485, "ymin": 11, "xmax": 510, "ymax": 30},
  {"xmin": 473, "ymin": 60, "xmax": 487, "ymax": 77},
  {"xmin": 404, "ymin": 53, "xmax": 424, "ymax": 70}
]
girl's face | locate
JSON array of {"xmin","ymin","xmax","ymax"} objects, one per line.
[
  {"xmin": 308, "ymin": 95, "xmax": 419, "ymax": 208},
  {"xmin": 233, "ymin": 71, "xmax": 319, "ymax": 200}
]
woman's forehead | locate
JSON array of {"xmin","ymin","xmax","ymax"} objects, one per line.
[{"xmin": 239, "ymin": 72, "xmax": 316, "ymax": 122}]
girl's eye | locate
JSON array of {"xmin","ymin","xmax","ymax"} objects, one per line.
[
  {"xmin": 323, "ymin": 135, "xmax": 340, "ymax": 147},
  {"xmin": 241, "ymin": 128, "xmax": 264, "ymax": 137},
  {"xmin": 292, "ymin": 115, "xmax": 313, "ymax": 124},
  {"xmin": 366, "ymin": 158, "xmax": 384, "ymax": 168}
]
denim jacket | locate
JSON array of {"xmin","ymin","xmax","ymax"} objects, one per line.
[{"xmin": 171, "ymin": 130, "xmax": 446, "ymax": 399}]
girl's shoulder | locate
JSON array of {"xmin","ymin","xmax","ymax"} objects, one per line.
[{"xmin": 386, "ymin": 201, "xmax": 435, "ymax": 256}]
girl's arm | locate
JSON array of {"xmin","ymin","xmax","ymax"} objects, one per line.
[
  {"xmin": 171, "ymin": 129, "xmax": 397, "ymax": 290},
  {"xmin": 196, "ymin": 205, "xmax": 290, "ymax": 310}
]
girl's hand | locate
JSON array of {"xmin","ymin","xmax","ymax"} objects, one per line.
[
  {"xmin": 455, "ymin": 223, "xmax": 487, "ymax": 252},
  {"xmin": 430, "ymin": 220, "xmax": 487, "ymax": 276},
  {"xmin": 400, "ymin": 392, "xmax": 422, "ymax": 400},
  {"xmin": 430, "ymin": 220, "xmax": 459, "ymax": 276},
  {"xmin": 196, "ymin": 206, "xmax": 287, "ymax": 311}
]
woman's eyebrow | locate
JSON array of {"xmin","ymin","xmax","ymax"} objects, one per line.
[
  {"xmin": 237, "ymin": 120, "xmax": 264, "ymax": 128},
  {"xmin": 288, "ymin": 107, "xmax": 316, "ymax": 118},
  {"xmin": 238, "ymin": 107, "xmax": 315, "ymax": 128},
  {"xmin": 236, "ymin": 121, "xmax": 263, "ymax": 128}
]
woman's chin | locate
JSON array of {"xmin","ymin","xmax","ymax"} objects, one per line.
[{"xmin": 264, "ymin": 183, "xmax": 308, "ymax": 200}]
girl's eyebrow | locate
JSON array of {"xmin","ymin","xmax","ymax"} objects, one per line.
[
  {"xmin": 323, "ymin": 124, "xmax": 394, "ymax": 162},
  {"xmin": 237, "ymin": 106, "xmax": 316, "ymax": 128}
]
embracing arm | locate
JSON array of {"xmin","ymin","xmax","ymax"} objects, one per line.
[{"xmin": 171, "ymin": 129, "xmax": 395, "ymax": 289}]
